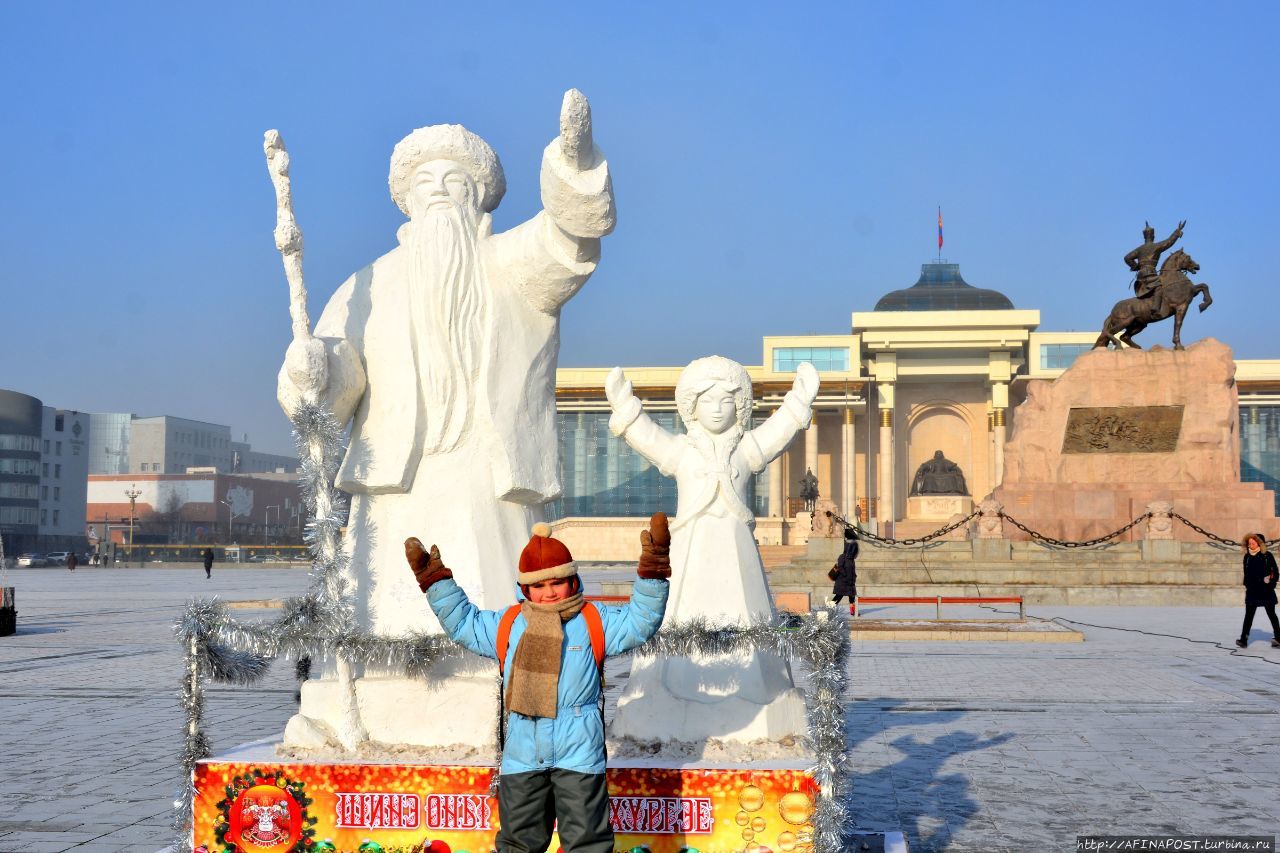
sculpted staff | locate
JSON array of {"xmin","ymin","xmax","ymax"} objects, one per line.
[
  {"xmin": 272, "ymin": 90, "xmax": 616, "ymax": 749},
  {"xmin": 1125, "ymin": 219, "xmax": 1185, "ymax": 298}
]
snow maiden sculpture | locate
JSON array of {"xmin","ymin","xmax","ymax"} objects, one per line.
[{"xmin": 604, "ymin": 356, "xmax": 820, "ymax": 742}]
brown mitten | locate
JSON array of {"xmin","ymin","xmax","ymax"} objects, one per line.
[
  {"xmin": 404, "ymin": 537, "xmax": 453, "ymax": 592},
  {"xmin": 637, "ymin": 511, "xmax": 672, "ymax": 580}
]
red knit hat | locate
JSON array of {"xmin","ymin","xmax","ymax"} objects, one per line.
[{"xmin": 517, "ymin": 523, "xmax": 576, "ymax": 585}]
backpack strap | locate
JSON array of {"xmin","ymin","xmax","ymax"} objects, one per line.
[
  {"xmin": 581, "ymin": 602, "xmax": 606, "ymax": 674},
  {"xmin": 495, "ymin": 604, "xmax": 522, "ymax": 676},
  {"xmin": 497, "ymin": 602, "xmax": 606, "ymax": 676}
]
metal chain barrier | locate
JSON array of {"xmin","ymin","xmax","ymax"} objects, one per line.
[
  {"xmin": 830, "ymin": 507, "xmax": 1247, "ymax": 550},
  {"xmin": 826, "ymin": 509, "xmax": 980, "ymax": 547},
  {"xmin": 1169, "ymin": 511, "xmax": 1240, "ymax": 547},
  {"xmin": 997, "ymin": 511, "xmax": 1151, "ymax": 548}
]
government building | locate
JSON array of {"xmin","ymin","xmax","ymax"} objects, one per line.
[{"xmin": 550, "ymin": 262, "xmax": 1280, "ymax": 543}]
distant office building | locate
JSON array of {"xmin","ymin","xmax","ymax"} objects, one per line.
[
  {"xmin": 39, "ymin": 406, "xmax": 90, "ymax": 546},
  {"xmin": 231, "ymin": 441, "xmax": 298, "ymax": 474},
  {"xmin": 131, "ymin": 416, "xmax": 234, "ymax": 474},
  {"xmin": 0, "ymin": 390, "xmax": 41, "ymax": 554},
  {"xmin": 87, "ymin": 413, "xmax": 297, "ymax": 476},
  {"xmin": 0, "ymin": 389, "xmax": 89, "ymax": 554}
]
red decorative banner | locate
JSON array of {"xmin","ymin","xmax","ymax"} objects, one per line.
[{"xmin": 192, "ymin": 760, "xmax": 817, "ymax": 853}]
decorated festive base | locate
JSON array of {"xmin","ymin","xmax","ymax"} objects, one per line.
[{"xmin": 192, "ymin": 742, "xmax": 819, "ymax": 853}]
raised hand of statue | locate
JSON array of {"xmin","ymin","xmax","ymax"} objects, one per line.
[
  {"xmin": 637, "ymin": 511, "xmax": 672, "ymax": 580},
  {"xmin": 404, "ymin": 537, "xmax": 453, "ymax": 593},
  {"xmin": 792, "ymin": 362, "xmax": 821, "ymax": 405},
  {"xmin": 605, "ymin": 366, "xmax": 634, "ymax": 408},
  {"xmin": 559, "ymin": 88, "xmax": 595, "ymax": 171}
]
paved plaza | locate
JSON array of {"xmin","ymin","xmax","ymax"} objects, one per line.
[{"xmin": 0, "ymin": 566, "xmax": 1277, "ymax": 851}]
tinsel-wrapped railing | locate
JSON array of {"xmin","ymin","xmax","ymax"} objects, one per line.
[
  {"xmin": 172, "ymin": 601, "xmax": 853, "ymax": 853},
  {"xmin": 170, "ymin": 401, "xmax": 854, "ymax": 852}
]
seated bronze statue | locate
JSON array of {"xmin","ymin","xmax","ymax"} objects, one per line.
[{"xmin": 910, "ymin": 450, "xmax": 968, "ymax": 496}]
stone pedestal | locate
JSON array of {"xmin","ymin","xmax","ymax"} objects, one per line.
[
  {"xmin": 991, "ymin": 340, "xmax": 1279, "ymax": 543},
  {"xmin": 971, "ymin": 538, "xmax": 1012, "ymax": 561},
  {"xmin": 907, "ymin": 494, "xmax": 973, "ymax": 521},
  {"xmin": 1142, "ymin": 539, "xmax": 1183, "ymax": 561}
]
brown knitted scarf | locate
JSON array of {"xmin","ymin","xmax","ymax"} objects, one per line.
[{"xmin": 505, "ymin": 593, "xmax": 585, "ymax": 719}]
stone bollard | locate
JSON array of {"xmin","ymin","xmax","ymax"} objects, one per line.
[
  {"xmin": 972, "ymin": 498, "xmax": 1011, "ymax": 560},
  {"xmin": 1142, "ymin": 500, "xmax": 1181, "ymax": 561}
]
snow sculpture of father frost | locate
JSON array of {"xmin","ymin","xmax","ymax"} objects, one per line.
[{"xmin": 276, "ymin": 90, "xmax": 615, "ymax": 749}]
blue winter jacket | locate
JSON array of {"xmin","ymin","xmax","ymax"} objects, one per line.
[{"xmin": 426, "ymin": 577, "xmax": 668, "ymax": 775}]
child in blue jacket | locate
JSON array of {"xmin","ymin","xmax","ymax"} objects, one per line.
[{"xmin": 404, "ymin": 512, "xmax": 670, "ymax": 853}]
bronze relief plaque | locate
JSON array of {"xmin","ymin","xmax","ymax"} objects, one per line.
[{"xmin": 1061, "ymin": 406, "xmax": 1184, "ymax": 454}]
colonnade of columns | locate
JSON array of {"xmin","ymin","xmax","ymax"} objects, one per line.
[{"xmin": 764, "ymin": 384, "xmax": 1010, "ymax": 529}]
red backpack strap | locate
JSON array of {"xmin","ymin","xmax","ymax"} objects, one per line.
[
  {"xmin": 582, "ymin": 602, "xmax": 606, "ymax": 674},
  {"xmin": 496, "ymin": 604, "xmax": 522, "ymax": 675}
]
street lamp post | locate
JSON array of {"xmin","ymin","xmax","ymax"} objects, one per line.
[
  {"xmin": 219, "ymin": 499, "xmax": 235, "ymax": 542},
  {"xmin": 265, "ymin": 505, "xmax": 280, "ymax": 544},
  {"xmin": 124, "ymin": 484, "xmax": 141, "ymax": 568}
]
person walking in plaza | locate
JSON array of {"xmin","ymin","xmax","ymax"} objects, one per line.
[
  {"xmin": 828, "ymin": 526, "xmax": 858, "ymax": 610},
  {"xmin": 1235, "ymin": 533, "xmax": 1279, "ymax": 648},
  {"xmin": 202, "ymin": 547, "xmax": 214, "ymax": 580},
  {"xmin": 405, "ymin": 514, "xmax": 670, "ymax": 853},
  {"xmin": 66, "ymin": 551, "xmax": 77, "ymax": 572}
]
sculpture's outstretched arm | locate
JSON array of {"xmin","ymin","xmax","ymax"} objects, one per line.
[
  {"xmin": 605, "ymin": 367, "xmax": 683, "ymax": 476},
  {"xmin": 1154, "ymin": 220, "xmax": 1186, "ymax": 253},
  {"xmin": 740, "ymin": 363, "xmax": 819, "ymax": 473},
  {"xmin": 492, "ymin": 90, "xmax": 616, "ymax": 315}
]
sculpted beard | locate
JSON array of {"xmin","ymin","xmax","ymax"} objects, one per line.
[{"xmin": 408, "ymin": 203, "xmax": 487, "ymax": 454}]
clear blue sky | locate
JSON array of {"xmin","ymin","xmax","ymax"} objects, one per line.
[{"xmin": 4, "ymin": 2, "xmax": 1277, "ymax": 454}]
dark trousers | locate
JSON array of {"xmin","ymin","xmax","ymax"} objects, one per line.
[
  {"xmin": 1241, "ymin": 603, "xmax": 1280, "ymax": 641},
  {"xmin": 496, "ymin": 768, "xmax": 613, "ymax": 853}
]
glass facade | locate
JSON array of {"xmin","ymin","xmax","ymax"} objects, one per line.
[
  {"xmin": 548, "ymin": 412, "xmax": 766, "ymax": 520},
  {"xmin": 0, "ymin": 482, "xmax": 38, "ymax": 499},
  {"xmin": 1241, "ymin": 405, "xmax": 1280, "ymax": 514},
  {"xmin": 1041, "ymin": 343, "xmax": 1093, "ymax": 370},
  {"xmin": 0, "ymin": 434, "xmax": 39, "ymax": 452},
  {"xmin": 773, "ymin": 346, "xmax": 849, "ymax": 372},
  {"xmin": 0, "ymin": 507, "xmax": 38, "ymax": 526},
  {"xmin": 88, "ymin": 413, "xmax": 132, "ymax": 474},
  {"xmin": 0, "ymin": 458, "xmax": 39, "ymax": 475}
]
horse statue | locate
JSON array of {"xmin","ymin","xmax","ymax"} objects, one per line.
[{"xmin": 1093, "ymin": 249, "xmax": 1213, "ymax": 350}]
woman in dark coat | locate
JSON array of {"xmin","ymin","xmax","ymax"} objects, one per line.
[
  {"xmin": 828, "ymin": 527, "xmax": 859, "ymax": 608},
  {"xmin": 1236, "ymin": 533, "xmax": 1279, "ymax": 648},
  {"xmin": 202, "ymin": 547, "xmax": 214, "ymax": 580}
]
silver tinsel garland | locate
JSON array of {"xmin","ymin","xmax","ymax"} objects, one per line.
[{"xmin": 171, "ymin": 398, "xmax": 855, "ymax": 852}]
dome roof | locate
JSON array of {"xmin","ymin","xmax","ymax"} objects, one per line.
[{"xmin": 873, "ymin": 263, "xmax": 1014, "ymax": 312}]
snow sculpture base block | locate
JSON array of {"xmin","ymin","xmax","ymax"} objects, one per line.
[
  {"xmin": 284, "ymin": 667, "xmax": 500, "ymax": 751},
  {"xmin": 612, "ymin": 649, "xmax": 811, "ymax": 743},
  {"xmin": 192, "ymin": 743, "xmax": 819, "ymax": 853}
]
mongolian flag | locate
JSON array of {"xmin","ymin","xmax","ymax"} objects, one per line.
[{"xmin": 937, "ymin": 207, "xmax": 944, "ymax": 251}]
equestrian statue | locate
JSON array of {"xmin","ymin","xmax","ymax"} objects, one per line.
[{"xmin": 1094, "ymin": 221, "xmax": 1213, "ymax": 350}]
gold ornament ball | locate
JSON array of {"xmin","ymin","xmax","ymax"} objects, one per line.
[
  {"xmin": 735, "ymin": 810, "xmax": 750, "ymax": 826},
  {"xmin": 777, "ymin": 831, "xmax": 797, "ymax": 851},
  {"xmin": 741, "ymin": 829, "xmax": 755, "ymax": 842},
  {"xmin": 739, "ymin": 784, "xmax": 765, "ymax": 812},
  {"xmin": 778, "ymin": 791, "xmax": 814, "ymax": 826},
  {"xmin": 751, "ymin": 816, "xmax": 766, "ymax": 832}
]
